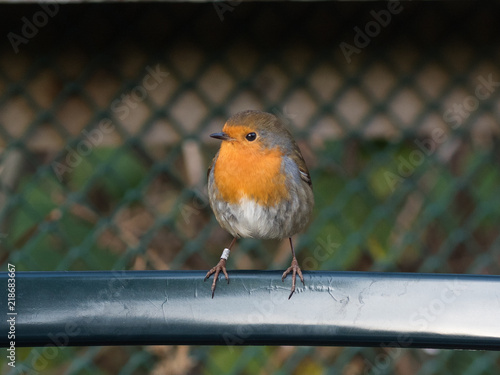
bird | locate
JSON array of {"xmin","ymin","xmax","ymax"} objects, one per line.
[{"xmin": 205, "ymin": 110, "xmax": 314, "ymax": 299}]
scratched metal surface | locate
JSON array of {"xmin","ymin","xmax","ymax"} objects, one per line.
[{"xmin": 1, "ymin": 271, "xmax": 499, "ymax": 349}]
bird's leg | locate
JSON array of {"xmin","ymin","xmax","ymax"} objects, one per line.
[
  {"xmin": 282, "ymin": 237, "xmax": 304, "ymax": 299},
  {"xmin": 205, "ymin": 237, "xmax": 237, "ymax": 298}
]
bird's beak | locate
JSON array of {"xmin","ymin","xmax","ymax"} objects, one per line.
[{"xmin": 210, "ymin": 132, "xmax": 232, "ymax": 141}]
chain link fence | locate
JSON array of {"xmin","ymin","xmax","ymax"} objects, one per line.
[{"xmin": 1, "ymin": 1, "xmax": 500, "ymax": 374}]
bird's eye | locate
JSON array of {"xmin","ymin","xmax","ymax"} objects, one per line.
[{"xmin": 246, "ymin": 132, "xmax": 257, "ymax": 141}]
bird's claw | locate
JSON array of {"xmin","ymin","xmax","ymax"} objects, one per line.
[
  {"xmin": 282, "ymin": 257, "xmax": 304, "ymax": 299},
  {"xmin": 204, "ymin": 258, "xmax": 229, "ymax": 298}
]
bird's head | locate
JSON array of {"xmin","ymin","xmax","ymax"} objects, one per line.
[{"xmin": 210, "ymin": 110, "xmax": 295, "ymax": 153}]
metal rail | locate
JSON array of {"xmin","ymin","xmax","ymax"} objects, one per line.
[{"xmin": 1, "ymin": 270, "xmax": 499, "ymax": 349}]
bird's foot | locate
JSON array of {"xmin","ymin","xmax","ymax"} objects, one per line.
[
  {"xmin": 282, "ymin": 257, "xmax": 304, "ymax": 299},
  {"xmin": 204, "ymin": 258, "xmax": 229, "ymax": 298}
]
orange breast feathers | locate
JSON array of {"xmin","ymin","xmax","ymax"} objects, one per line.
[{"xmin": 213, "ymin": 142, "xmax": 289, "ymax": 206}]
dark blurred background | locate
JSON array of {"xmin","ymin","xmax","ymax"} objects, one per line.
[{"xmin": 1, "ymin": 1, "xmax": 499, "ymax": 374}]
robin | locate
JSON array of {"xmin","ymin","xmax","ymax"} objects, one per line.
[{"xmin": 205, "ymin": 110, "xmax": 314, "ymax": 299}]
